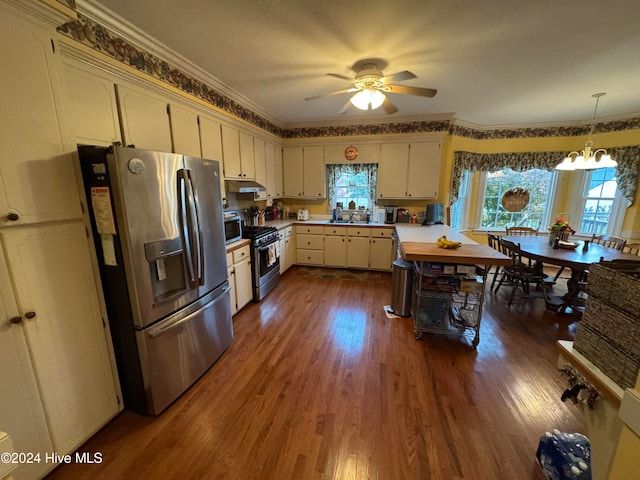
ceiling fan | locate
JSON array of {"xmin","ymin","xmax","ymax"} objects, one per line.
[{"xmin": 305, "ymin": 62, "xmax": 437, "ymax": 115}]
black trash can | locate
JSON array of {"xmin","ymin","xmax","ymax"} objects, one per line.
[{"xmin": 391, "ymin": 259, "xmax": 413, "ymax": 317}]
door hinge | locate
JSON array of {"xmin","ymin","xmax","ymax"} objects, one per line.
[
  {"xmin": 50, "ymin": 38, "xmax": 55, "ymax": 54},
  {"xmin": 102, "ymin": 317, "xmax": 106, "ymax": 328},
  {"xmin": 116, "ymin": 394, "xmax": 121, "ymax": 406},
  {"xmin": 80, "ymin": 201, "xmax": 85, "ymax": 214}
]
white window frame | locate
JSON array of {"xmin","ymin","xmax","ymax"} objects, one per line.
[
  {"xmin": 472, "ymin": 168, "xmax": 558, "ymax": 232},
  {"xmin": 573, "ymin": 168, "xmax": 627, "ymax": 237},
  {"xmin": 450, "ymin": 171, "xmax": 471, "ymax": 229}
]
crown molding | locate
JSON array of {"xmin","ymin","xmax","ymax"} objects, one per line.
[
  {"xmin": 452, "ymin": 112, "xmax": 640, "ymax": 132},
  {"xmin": 285, "ymin": 112, "xmax": 455, "ymax": 130},
  {"xmin": 76, "ymin": 0, "xmax": 283, "ymax": 128}
]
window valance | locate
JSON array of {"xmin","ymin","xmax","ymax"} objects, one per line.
[{"xmin": 450, "ymin": 146, "xmax": 640, "ymax": 205}]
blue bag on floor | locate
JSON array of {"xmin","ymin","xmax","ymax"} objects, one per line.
[{"xmin": 536, "ymin": 430, "xmax": 591, "ymax": 480}]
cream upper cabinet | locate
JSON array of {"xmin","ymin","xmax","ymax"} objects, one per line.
[
  {"xmin": 0, "ymin": 6, "xmax": 82, "ymax": 226},
  {"xmin": 377, "ymin": 143, "xmax": 409, "ymax": 199},
  {"xmin": 115, "ymin": 83, "xmax": 172, "ymax": 152},
  {"xmin": 199, "ymin": 115, "xmax": 226, "ymax": 204},
  {"xmin": 377, "ymin": 142, "xmax": 441, "ymax": 199},
  {"xmin": 265, "ymin": 141, "xmax": 277, "ymax": 199},
  {"xmin": 254, "ymin": 137, "xmax": 267, "ymax": 200},
  {"xmin": 274, "ymin": 146, "xmax": 284, "ymax": 198},
  {"xmin": 61, "ymin": 59, "xmax": 121, "ymax": 147},
  {"xmin": 303, "ymin": 146, "xmax": 325, "ymax": 198},
  {"xmin": 221, "ymin": 124, "xmax": 241, "ymax": 177},
  {"xmin": 406, "ymin": 142, "xmax": 441, "ymax": 198},
  {"xmin": 238, "ymin": 131, "xmax": 256, "ymax": 179},
  {"xmin": 2, "ymin": 223, "xmax": 120, "ymax": 461},
  {"xmin": 221, "ymin": 125, "xmax": 255, "ymax": 179},
  {"xmin": 168, "ymin": 103, "xmax": 201, "ymax": 157},
  {"xmin": 283, "ymin": 147, "xmax": 304, "ymax": 197},
  {"xmin": 283, "ymin": 146, "xmax": 325, "ymax": 198}
]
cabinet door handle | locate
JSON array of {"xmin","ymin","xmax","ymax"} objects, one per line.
[
  {"xmin": 9, "ymin": 316, "xmax": 22, "ymax": 324},
  {"xmin": 24, "ymin": 311, "xmax": 36, "ymax": 319},
  {"xmin": 6, "ymin": 213, "xmax": 19, "ymax": 221}
]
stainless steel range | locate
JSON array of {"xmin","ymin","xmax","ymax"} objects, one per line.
[{"xmin": 242, "ymin": 225, "xmax": 280, "ymax": 301}]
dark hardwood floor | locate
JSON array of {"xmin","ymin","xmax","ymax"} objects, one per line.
[{"xmin": 47, "ymin": 265, "xmax": 583, "ymax": 480}]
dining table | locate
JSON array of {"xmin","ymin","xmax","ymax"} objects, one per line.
[{"xmin": 502, "ymin": 234, "xmax": 640, "ymax": 313}]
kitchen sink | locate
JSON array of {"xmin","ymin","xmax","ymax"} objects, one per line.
[{"xmin": 328, "ymin": 219, "xmax": 369, "ymax": 224}]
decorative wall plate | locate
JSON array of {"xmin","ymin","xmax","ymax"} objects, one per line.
[{"xmin": 344, "ymin": 146, "xmax": 359, "ymax": 161}]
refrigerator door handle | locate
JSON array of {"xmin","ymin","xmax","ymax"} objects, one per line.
[
  {"xmin": 186, "ymin": 170, "xmax": 205, "ymax": 286},
  {"xmin": 146, "ymin": 284, "xmax": 231, "ymax": 339},
  {"xmin": 178, "ymin": 170, "xmax": 197, "ymax": 287}
]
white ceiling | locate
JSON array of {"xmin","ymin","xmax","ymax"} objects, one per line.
[{"xmin": 83, "ymin": 0, "xmax": 640, "ymax": 129}]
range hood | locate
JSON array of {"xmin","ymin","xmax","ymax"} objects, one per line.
[{"xmin": 225, "ymin": 180, "xmax": 266, "ymax": 193}]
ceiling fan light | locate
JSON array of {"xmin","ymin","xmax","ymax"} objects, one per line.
[
  {"xmin": 350, "ymin": 90, "xmax": 371, "ymax": 110},
  {"xmin": 370, "ymin": 89, "xmax": 385, "ymax": 109}
]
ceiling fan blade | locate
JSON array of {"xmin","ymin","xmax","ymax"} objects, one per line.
[
  {"xmin": 326, "ymin": 73, "xmax": 354, "ymax": 82},
  {"xmin": 338, "ymin": 100, "xmax": 352, "ymax": 114},
  {"xmin": 305, "ymin": 87, "xmax": 359, "ymax": 101},
  {"xmin": 381, "ymin": 97, "xmax": 398, "ymax": 114},
  {"xmin": 385, "ymin": 84, "xmax": 437, "ymax": 98},
  {"xmin": 381, "ymin": 70, "xmax": 416, "ymax": 84}
]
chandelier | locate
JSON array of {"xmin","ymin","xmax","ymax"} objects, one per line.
[{"xmin": 556, "ymin": 93, "xmax": 618, "ymax": 171}]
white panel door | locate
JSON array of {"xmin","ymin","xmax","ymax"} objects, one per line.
[
  {"xmin": 0, "ymin": 6, "xmax": 81, "ymax": 225},
  {"xmin": 3, "ymin": 223, "xmax": 120, "ymax": 454},
  {"xmin": 0, "ymin": 244, "xmax": 53, "ymax": 480},
  {"xmin": 115, "ymin": 83, "xmax": 172, "ymax": 152}
]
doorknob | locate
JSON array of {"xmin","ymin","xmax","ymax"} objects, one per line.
[
  {"xmin": 9, "ymin": 316, "xmax": 22, "ymax": 324},
  {"xmin": 6, "ymin": 213, "xmax": 19, "ymax": 221},
  {"xmin": 24, "ymin": 311, "xmax": 36, "ymax": 319}
]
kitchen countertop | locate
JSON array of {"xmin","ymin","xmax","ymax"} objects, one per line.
[
  {"xmin": 225, "ymin": 238, "xmax": 250, "ymax": 253},
  {"xmin": 395, "ymin": 224, "xmax": 511, "ymax": 265},
  {"xmin": 266, "ymin": 218, "xmax": 396, "ymax": 230}
]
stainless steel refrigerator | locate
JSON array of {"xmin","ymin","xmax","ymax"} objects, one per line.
[{"xmin": 78, "ymin": 144, "xmax": 233, "ymax": 415}]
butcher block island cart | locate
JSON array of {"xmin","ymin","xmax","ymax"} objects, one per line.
[{"xmin": 396, "ymin": 225, "xmax": 510, "ymax": 347}]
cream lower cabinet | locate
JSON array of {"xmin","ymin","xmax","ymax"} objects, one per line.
[
  {"xmin": 347, "ymin": 227, "xmax": 370, "ymax": 269},
  {"xmin": 296, "ymin": 225, "xmax": 324, "ymax": 265},
  {"xmin": 369, "ymin": 228, "xmax": 394, "ymax": 271},
  {"xmin": 324, "ymin": 226, "xmax": 348, "ymax": 266},
  {"xmin": 279, "ymin": 226, "xmax": 296, "ymax": 273},
  {"xmin": 1, "ymin": 223, "xmax": 120, "ymax": 478},
  {"xmin": 227, "ymin": 245, "xmax": 252, "ymax": 315}
]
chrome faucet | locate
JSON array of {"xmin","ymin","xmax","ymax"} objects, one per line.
[{"xmin": 350, "ymin": 211, "xmax": 358, "ymax": 223}]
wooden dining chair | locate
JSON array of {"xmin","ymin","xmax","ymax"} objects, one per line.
[
  {"xmin": 623, "ymin": 243, "xmax": 640, "ymax": 255},
  {"xmin": 494, "ymin": 239, "xmax": 549, "ymax": 307},
  {"xmin": 505, "ymin": 226, "xmax": 538, "ymax": 236},
  {"xmin": 591, "ymin": 234, "xmax": 627, "ymax": 250},
  {"xmin": 487, "ymin": 233, "xmax": 503, "ymax": 290}
]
